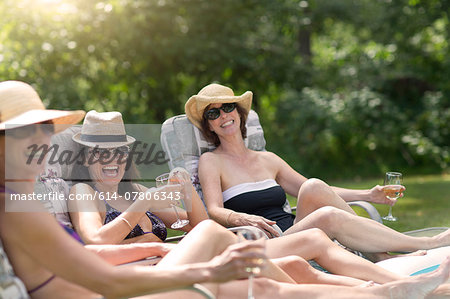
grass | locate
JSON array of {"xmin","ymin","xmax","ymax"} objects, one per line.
[{"xmin": 167, "ymin": 174, "xmax": 450, "ymax": 238}]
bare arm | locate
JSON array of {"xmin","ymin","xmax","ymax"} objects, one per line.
[
  {"xmin": 0, "ymin": 199, "xmax": 265, "ymax": 298},
  {"xmin": 272, "ymin": 152, "xmax": 402, "ymax": 205},
  {"xmin": 148, "ymin": 169, "xmax": 208, "ymax": 232},
  {"xmin": 330, "ymin": 185, "xmax": 404, "ymax": 205},
  {"xmin": 270, "ymin": 152, "xmax": 308, "ymax": 198},
  {"xmin": 69, "ymin": 183, "xmax": 162, "ymax": 244},
  {"xmin": 199, "ymin": 152, "xmax": 280, "ymax": 237},
  {"xmin": 85, "ymin": 242, "xmax": 176, "ymax": 265}
]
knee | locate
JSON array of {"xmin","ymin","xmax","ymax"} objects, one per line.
[
  {"xmin": 253, "ymin": 278, "xmax": 281, "ymax": 298},
  {"xmin": 301, "ymin": 227, "xmax": 332, "ymax": 247},
  {"xmin": 277, "ymin": 255, "xmax": 311, "ymax": 272},
  {"xmin": 298, "ymin": 178, "xmax": 328, "ymax": 201},
  {"xmin": 310, "ymin": 206, "xmax": 347, "ymax": 232},
  {"xmin": 194, "ymin": 219, "xmax": 227, "ymax": 235}
]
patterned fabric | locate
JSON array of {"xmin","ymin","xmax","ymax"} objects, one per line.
[
  {"xmin": 34, "ymin": 169, "xmax": 73, "ymax": 228},
  {"xmin": 104, "ymin": 202, "xmax": 167, "ymax": 241},
  {"xmin": 0, "ymin": 240, "xmax": 29, "ymax": 299}
]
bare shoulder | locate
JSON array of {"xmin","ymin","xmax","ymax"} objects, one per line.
[
  {"xmin": 199, "ymin": 151, "xmax": 220, "ymax": 165},
  {"xmin": 258, "ymin": 151, "xmax": 284, "ymax": 163}
]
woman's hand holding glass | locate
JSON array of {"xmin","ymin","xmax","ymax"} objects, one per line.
[
  {"xmin": 207, "ymin": 238, "xmax": 267, "ymax": 284},
  {"xmin": 155, "ymin": 171, "xmax": 190, "ymax": 229},
  {"xmin": 382, "ymin": 172, "xmax": 403, "ymax": 222},
  {"xmin": 236, "ymin": 229, "xmax": 266, "ymax": 299},
  {"xmin": 369, "ymin": 184, "xmax": 405, "ymax": 205}
]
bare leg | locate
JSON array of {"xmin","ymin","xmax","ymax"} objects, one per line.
[
  {"xmin": 238, "ymin": 257, "xmax": 449, "ymax": 299},
  {"xmin": 158, "ymin": 220, "xmax": 295, "ymax": 287},
  {"xmin": 272, "ymin": 256, "xmax": 366, "ymax": 286},
  {"xmin": 295, "ymin": 178, "xmax": 356, "ymax": 220},
  {"xmin": 286, "ymin": 206, "xmax": 450, "ymax": 254},
  {"xmin": 266, "ymin": 228, "xmax": 405, "ymax": 283}
]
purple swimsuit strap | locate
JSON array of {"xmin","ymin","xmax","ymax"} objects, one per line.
[{"xmin": 27, "ymin": 274, "xmax": 56, "ymax": 294}]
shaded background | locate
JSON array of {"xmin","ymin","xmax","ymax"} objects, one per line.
[{"xmin": 1, "ymin": 0, "xmax": 448, "ymax": 180}]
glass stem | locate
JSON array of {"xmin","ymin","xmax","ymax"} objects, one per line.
[
  {"xmin": 172, "ymin": 204, "xmax": 181, "ymax": 221},
  {"xmin": 387, "ymin": 206, "xmax": 393, "ymax": 217},
  {"xmin": 248, "ymin": 273, "xmax": 254, "ymax": 299}
]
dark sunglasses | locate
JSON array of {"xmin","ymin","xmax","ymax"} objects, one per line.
[
  {"xmin": 88, "ymin": 146, "xmax": 130, "ymax": 159},
  {"xmin": 8, "ymin": 120, "xmax": 54, "ymax": 139},
  {"xmin": 204, "ymin": 103, "xmax": 237, "ymax": 120}
]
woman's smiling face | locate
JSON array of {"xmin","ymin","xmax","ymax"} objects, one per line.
[
  {"xmin": 207, "ymin": 103, "xmax": 241, "ymax": 136},
  {"xmin": 86, "ymin": 147, "xmax": 128, "ymax": 188}
]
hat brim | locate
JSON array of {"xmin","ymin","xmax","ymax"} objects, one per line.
[
  {"xmin": 72, "ymin": 132, "xmax": 136, "ymax": 148},
  {"xmin": 0, "ymin": 109, "xmax": 85, "ymax": 133},
  {"xmin": 185, "ymin": 90, "xmax": 252, "ymax": 129}
]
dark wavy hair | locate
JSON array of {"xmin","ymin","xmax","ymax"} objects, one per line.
[
  {"xmin": 70, "ymin": 145, "xmax": 141, "ymax": 195},
  {"xmin": 200, "ymin": 104, "xmax": 248, "ymax": 147}
]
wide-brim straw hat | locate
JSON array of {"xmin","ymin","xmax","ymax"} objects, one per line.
[
  {"xmin": 0, "ymin": 80, "xmax": 85, "ymax": 132},
  {"xmin": 72, "ymin": 110, "xmax": 135, "ymax": 148},
  {"xmin": 185, "ymin": 83, "xmax": 253, "ymax": 129}
]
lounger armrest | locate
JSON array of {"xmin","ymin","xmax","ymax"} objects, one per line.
[
  {"xmin": 348, "ymin": 201, "xmax": 382, "ymax": 223},
  {"xmin": 227, "ymin": 226, "xmax": 271, "ymax": 239}
]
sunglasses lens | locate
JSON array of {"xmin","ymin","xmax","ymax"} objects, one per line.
[
  {"xmin": 9, "ymin": 126, "xmax": 36, "ymax": 139},
  {"xmin": 41, "ymin": 124, "xmax": 55, "ymax": 136},
  {"xmin": 205, "ymin": 109, "xmax": 220, "ymax": 120},
  {"xmin": 222, "ymin": 103, "xmax": 237, "ymax": 113},
  {"xmin": 115, "ymin": 146, "xmax": 130, "ymax": 156},
  {"xmin": 89, "ymin": 146, "xmax": 129, "ymax": 159}
]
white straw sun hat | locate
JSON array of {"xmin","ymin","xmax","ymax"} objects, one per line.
[
  {"xmin": 0, "ymin": 80, "xmax": 85, "ymax": 132},
  {"xmin": 72, "ymin": 110, "xmax": 135, "ymax": 148},
  {"xmin": 185, "ymin": 83, "xmax": 253, "ymax": 129}
]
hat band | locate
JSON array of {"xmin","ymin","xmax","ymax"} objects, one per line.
[{"xmin": 80, "ymin": 134, "xmax": 128, "ymax": 143}]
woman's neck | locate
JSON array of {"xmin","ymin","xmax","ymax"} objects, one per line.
[
  {"xmin": 216, "ymin": 133, "xmax": 249, "ymax": 157},
  {"xmin": 93, "ymin": 183, "xmax": 119, "ymax": 194}
]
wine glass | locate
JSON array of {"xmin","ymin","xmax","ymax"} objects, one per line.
[
  {"xmin": 236, "ymin": 228, "xmax": 266, "ymax": 299},
  {"xmin": 155, "ymin": 172, "xmax": 190, "ymax": 229},
  {"xmin": 382, "ymin": 172, "xmax": 403, "ymax": 222}
]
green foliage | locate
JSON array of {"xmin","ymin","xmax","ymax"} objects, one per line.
[
  {"xmin": 0, "ymin": 0, "xmax": 448, "ymax": 179},
  {"xmin": 266, "ymin": 87, "xmax": 448, "ymax": 179}
]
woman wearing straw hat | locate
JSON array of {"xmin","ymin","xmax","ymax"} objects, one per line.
[
  {"xmin": 68, "ymin": 110, "xmax": 209, "ymax": 244},
  {"xmin": 0, "ymin": 80, "xmax": 284, "ymax": 298},
  {"xmin": 187, "ymin": 83, "xmax": 450, "ymax": 262},
  {"xmin": 1, "ymin": 80, "xmax": 450, "ymax": 299}
]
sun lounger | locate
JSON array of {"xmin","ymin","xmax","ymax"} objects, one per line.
[{"xmin": 160, "ymin": 111, "xmax": 382, "ymax": 222}]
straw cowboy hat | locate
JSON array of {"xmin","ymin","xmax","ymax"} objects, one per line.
[
  {"xmin": 185, "ymin": 83, "xmax": 253, "ymax": 129},
  {"xmin": 72, "ymin": 110, "xmax": 135, "ymax": 148},
  {"xmin": 0, "ymin": 80, "xmax": 85, "ymax": 132}
]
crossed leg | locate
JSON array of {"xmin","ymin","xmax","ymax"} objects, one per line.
[
  {"xmin": 288, "ymin": 179, "xmax": 450, "ymax": 260},
  {"xmin": 266, "ymin": 227, "xmax": 405, "ymax": 284},
  {"xmin": 219, "ymin": 257, "xmax": 450, "ymax": 299}
]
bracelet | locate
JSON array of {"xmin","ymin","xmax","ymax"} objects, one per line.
[
  {"xmin": 120, "ymin": 217, "xmax": 133, "ymax": 231},
  {"xmin": 226, "ymin": 211, "xmax": 234, "ymax": 226}
]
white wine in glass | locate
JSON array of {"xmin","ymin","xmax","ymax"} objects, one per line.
[
  {"xmin": 382, "ymin": 172, "xmax": 403, "ymax": 222},
  {"xmin": 155, "ymin": 173, "xmax": 190, "ymax": 229},
  {"xmin": 236, "ymin": 228, "xmax": 266, "ymax": 299}
]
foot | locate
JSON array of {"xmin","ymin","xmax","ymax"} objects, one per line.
[
  {"xmin": 368, "ymin": 250, "xmax": 428, "ymax": 262},
  {"xmin": 432, "ymin": 229, "xmax": 450, "ymax": 248},
  {"xmin": 384, "ymin": 256, "xmax": 450, "ymax": 299}
]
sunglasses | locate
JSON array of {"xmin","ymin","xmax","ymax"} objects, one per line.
[
  {"xmin": 203, "ymin": 103, "xmax": 237, "ymax": 120},
  {"xmin": 8, "ymin": 120, "xmax": 54, "ymax": 139},
  {"xmin": 88, "ymin": 146, "xmax": 130, "ymax": 159}
]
